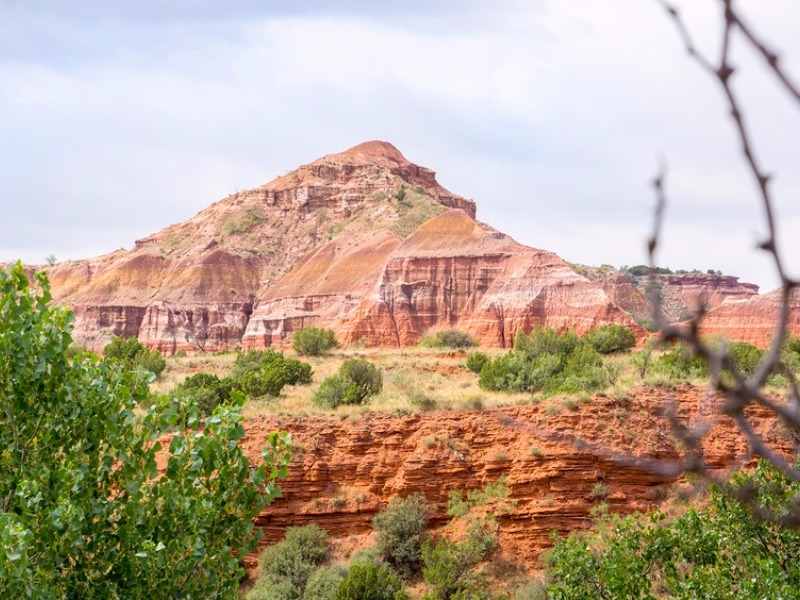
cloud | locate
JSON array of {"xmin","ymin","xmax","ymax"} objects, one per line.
[{"xmin": 0, "ymin": 0, "xmax": 798, "ymax": 292}]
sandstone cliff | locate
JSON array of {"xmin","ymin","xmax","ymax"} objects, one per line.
[
  {"xmin": 40, "ymin": 141, "xmax": 643, "ymax": 352},
  {"xmin": 229, "ymin": 385, "xmax": 788, "ymax": 570}
]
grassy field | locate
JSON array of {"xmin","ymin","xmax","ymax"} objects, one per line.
[{"xmin": 148, "ymin": 344, "xmax": 723, "ymax": 420}]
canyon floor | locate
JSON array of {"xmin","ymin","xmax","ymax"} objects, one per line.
[{"xmin": 152, "ymin": 348, "xmax": 792, "ymax": 587}]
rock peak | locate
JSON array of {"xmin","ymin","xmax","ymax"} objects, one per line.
[{"xmin": 339, "ymin": 140, "xmax": 408, "ymax": 163}]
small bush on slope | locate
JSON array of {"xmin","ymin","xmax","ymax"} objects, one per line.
[
  {"xmin": 103, "ymin": 335, "xmax": 167, "ymax": 377},
  {"xmin": 293, "ymin": 327, "xmax": 339, "ymax": 356},
  {"xmin": 313, "ymin": 359, "xmax": 383, "ymax": 408}
]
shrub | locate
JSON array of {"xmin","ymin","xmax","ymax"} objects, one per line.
[
  {"xmin": 465, "ymin": 352, "xmax": 489, "ymax": 374},
  {"xmin": 293, "ymin": 327, "xmax": 339, "ymax": 356},
  {"xmin": 727, "ymin": 341, "xmax": 765, "ymax": 377},
  {"xmin": 103, "ymin": 335, "xmax": 166, "ymax": 377},
  {"xmin": 421, "ymin": 330, "xmax": 477, "ymax": 349},
  {"xmin": 373, "ymin": 494, "xmax": 432, "ymax": 578},
  {"xmin": 631, "ymin": 346, "xmax": 653, "ymax": 380},
  {"xmin": 422, "ymin": 523, "xmax": 497, "ymax": 600},
  {"xmin": 230, "ymin": 349, "xmax": 313, "ymax": 399},
  {"xmin": 305, "ymin": 565, "xmax": 348, "ymax": 600},
  {"xmin": 170, "ymin": 372, "xmax": 235, "ymax": 417},
  {"xmin": 335, "ymin": 562, "xmax": 407, "ymax": 600},
  {"xmin": 652, "ymin": 343, "xmax": 707, "ymax": 380},
  {"xmin": 478, "ymin": 328, "xmax": 608, "ymax": 396},
  {"xmin": 313, "ymin": 359, "xmax": 383, "ymax": 409},
  {"xmin": 255, "ymin": 525, "xmax": 330, "ymax": 597},
  {"xmin": 583, "ymin": 324, "xmax": 637, "ymax": 354}
]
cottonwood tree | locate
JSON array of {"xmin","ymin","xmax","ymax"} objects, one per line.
[{"xmin": 0, "ymin": 262, "xmax": 291, "ymax": 597}]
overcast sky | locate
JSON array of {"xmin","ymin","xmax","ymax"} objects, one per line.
[{"xmin": 1, "ymin": 0, "xmax": 798, "ymax": 292}]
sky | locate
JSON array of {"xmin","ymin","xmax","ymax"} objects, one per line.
[{"xmin": 1, "ymin": 0, "xmax": 799, "ymax": 292}]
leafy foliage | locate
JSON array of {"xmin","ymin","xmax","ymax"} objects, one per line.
[
  {"xmin": 305, "ymin": 564, "xmax": 348, "ymax": 600},
  {"xmin": 313, "ymin": 359, "xmax": 383, "ymax": 409},
  {"xmin": 230, "ymin": 349, "xmax": 313, "ymax": 399},
  {"xmin": 170, "ymin": 372, "xmax": 235, "ymax": 417},
  {"xmin": 421, "ymin": 330, "xmax": 477, "ymax": 349},
  {"xmin": 478, "ymin": 329, "xmax": 607, "ymax": 396},
  {"xmin": 373, "ymin": 494, "xmax": 432, "ymax": 578},
  {"xmin": 292, "ymin": 327, "xmax": 339, "ymax": 356},
  {"xmin": 250, "ymin": 524, "xmax": 331, "ymax": 600},
  {"xmin": 582, "ymin": 324, "xmax": 636, "ymax": 354},
  {"xmin": 0, "ymin": 263, "xmax": 291, "ymax": 597},
  {"xmin": 541, "ymin": 461, "xmax": 800, "ymax": 598},
  {"xmin": 465, "ymin": 352, "xmax": 489, "ymax": 375},
  {"xmin": 652, "ymin": 342, "xmax": 707, "ymax": 380},
  {"xmin": 422, "ymin": 521, "xmax": 497, "ymax": 600},
  {"xmin": 103, "ymin": 334, "xmax": 167, "ymax": 377},
  {"xmin": 335, "ymin": 561, "xmax": 407, "ymax": 600}
]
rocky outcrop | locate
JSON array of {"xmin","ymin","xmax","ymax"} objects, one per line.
[
  {"xmin": 38, "ymin": 141, "xmax": 645, "ymax": 352},
  {"xmin": 232, "ymin": 385, "xmax": 789, "ymax": 569},
  {"xmin": 653, "ymin": 274, "xmax": 759, "ymax": 321},
  {"xmin": 699, "ymin": 288, "xmax": 800, "ymax": 347}
]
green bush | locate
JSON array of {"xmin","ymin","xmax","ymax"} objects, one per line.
[
  {"xmin": 103, "ymin": 335, "xmax": 166, "ymax": 377},
  {"xmin": 0, "ymin": 263, "xmax": 290, "ymax": 598},
  {"xmin": 313, "ymin": 359, "xmax": 383, "ymax": 409},
  {"xmin": 230, "ymin": 349, "xmax": 313, "ymax": 399},
  {"xmin": 254, "ymin": 525, "xmax": 330, "ymax": 598},
  {"xmin": 652, "ymin": 343, "xmax": 707, "ymax": 380},
  {"xmin": 373, "ymin": 494, "xmax": 432, "ymax": 578},
  {"xmin": 477, "ymin": 328, "xmax": 608, "ymax": 396},
  {"xmin": 305, "ymin": 564, "xmax": 348, "ymax": 600},
  {"xmin": 335, "ymin": 562, "xmax": 407, "ymax": 600},
  {"xmin": 422, "ymin": 523, "xmax": 497, "ymax": 600},
  {"xmin": 421, "ymin": 330, "xmax": 477, "ymax": 349},
  {"xmin": 727, "ymin": 341, "xmax": 765, "ymax": 377},
  {"xmin": 293, "ymin": 327, "xmax": 339, "ymax": 356},
  {"xmin": 170, "ymin": 372, "xmax": 235, "ymax": 417},
  {"xmin": 582, "ymin": 324, "xmax": 636, "ymax": 354},
  {"xmin": 541, "ymin": 461, "xmax": 800, "ymax": 598},
  {"xmin": 465, "ymin": 352, "xmax": 489, "ymax": 374}
]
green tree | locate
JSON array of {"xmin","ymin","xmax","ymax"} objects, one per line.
[
  {"xmin": 292, "ymin": 327, "xmax": 339, "ymax": 356},
  {"xmin": 104, "ymin": 334, "xmax": 167, "ymax": 378},
  {"xmin": 0, "ymin": 262, "xmax": 291, "ymax": 598},
  {"xmin": 582, "ymin": 324, "xmax": 636, "ymax": 354}
]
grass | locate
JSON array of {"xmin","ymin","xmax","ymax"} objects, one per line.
[{"xmin": 152, "ymin": 346, "xmax": 525, "ymax": 418}]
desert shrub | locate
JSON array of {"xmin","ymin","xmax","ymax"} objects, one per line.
[
  {"xmin": 421, "ymin": 330, "xmax": 477, "ymax": 349},
  {"xmin": 335, "ymin": 562, "xmax": 407, "ymax": 600},
  {"xmin": 373, "ymin": 494, "xmax": 432, "ymax": 578},
  {"xmin": 254, "ymin": 525, "xmax": 330, "ymax": 599},
  {"xmin": 727, "ymin": 341, "xmax": 765, "ymax": 377},
  {"xmin": 230, "ymin": 349, "xmax": 313, "ymax": 399},
  {"xmin": 305, "ymin": 564, "xmax": 348, "ymax": 600},
  {"xmin": 631, "ymin": 345, "xmax": 653, "ymax": 380},
  {"xmin": 652, "ymin": 343, "xmax": 707, "ymax": 380},
  {"xmin": 478, "ymin": 328, "xmax": 607, "ymax": 396},
  {"xmin": 293, "ymin": 327, "xmax": 339, "ymax": 356},
  {"xmin": 583, "ymin": 324, "xmax": 636, "ymax": 354},
  {"xmin": 465, "ymin": 352, "xmax": 489, "ymax": 374},
  {"xmin": 313, "ymin": 359, "xmax": 383, "ymax": 409},
  {"xmin": 422, "ymin": 522, "xmax": 497, "ymax": 600},
  {"xmin": 103, "ymin": 335, "xmax": 166, "ymax": 377},
  {"xmin": 541, "ymin": 461, "xmax": 800, "ymax": 598},
  {"xmin": 0, "ymin": 263, "xmax": 290, "ymax": 598},
  {"xmin": 170, "ymin": 372, "xmax": 236, "ymax": 417}
]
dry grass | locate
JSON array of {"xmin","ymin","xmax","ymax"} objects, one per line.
[{"xmin": 152, "ymin": 347, "xmax": 530, "ymax": 418}]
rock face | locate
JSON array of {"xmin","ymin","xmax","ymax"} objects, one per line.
[
  {"xmin": 232, "ymin": 385, "xmax": 788, "ymax": 569},
  {"xmin": 699, "ymin": 288, "xmax": 800, "ymax": 347},
  {"xmin": 41, "ymin": 141, "xmax": 644, "ymax": 352},
  {"xmin": 653, "ymin": 274, "xmax": 759, "ymax": 321}
]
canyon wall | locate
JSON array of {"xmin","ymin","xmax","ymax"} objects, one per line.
[{"xmin": 233, "ymin": 385, "xmax": 789, "ymax": 569}]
